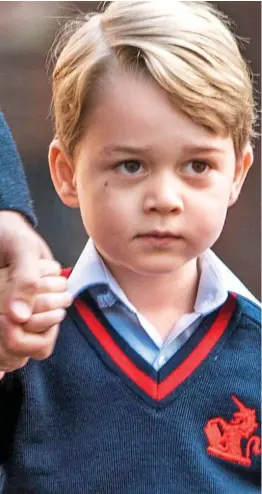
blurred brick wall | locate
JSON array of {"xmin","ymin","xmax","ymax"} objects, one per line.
[{"xmin": 0, "ymin": 1, "xmax": 260, "ymax": 297}]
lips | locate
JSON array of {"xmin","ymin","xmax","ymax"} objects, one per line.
[
  {"xmin": 135, "ymin": 231, "xmax": 182, "ymax": 247},
  {"xmin": 138, "ymin": 230, "xmax": 181, "ymax": 239}
]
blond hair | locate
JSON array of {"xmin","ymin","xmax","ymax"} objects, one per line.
[{"xmin": 50, "ymin": 0, "xmax": 256, "ymax": 158}]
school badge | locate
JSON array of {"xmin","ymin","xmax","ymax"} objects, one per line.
[{"xmin": 204, "ymin": 395, "xmax": 261, "ymax": 467}]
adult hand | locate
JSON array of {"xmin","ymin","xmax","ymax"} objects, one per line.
[
  {"xmin": 0, "ymin": 259, "xmax": 72, "ymax": 373},
  {"xmin": 0, "ymin": 211, "xmax": 72, "ymax": 376},
  {"xmin": 0, "ymin": 210, "xmax": 56, "ymax": 322}
]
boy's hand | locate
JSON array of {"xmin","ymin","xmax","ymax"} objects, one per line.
[{"xmin": 0, "ymin": 259, "xmax": 72, "ymax": 373}]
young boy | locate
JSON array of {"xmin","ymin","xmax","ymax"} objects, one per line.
[{"xmin": 0, "ymin": 1, "xmax": 260, "ymax": 492}]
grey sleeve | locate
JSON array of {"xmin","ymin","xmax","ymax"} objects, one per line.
[{"xmin": 0, "ymin": 113, "xmax": 36, "ymax": 226}]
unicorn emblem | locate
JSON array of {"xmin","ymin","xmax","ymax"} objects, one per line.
[{"xmin": 204, "ymin": 395, "xmax": 261, "ymax": 466}]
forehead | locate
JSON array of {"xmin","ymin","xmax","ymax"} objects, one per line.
[{"xmin": 83, "ymin": 72, "xmax": 233, "ymax": 155}]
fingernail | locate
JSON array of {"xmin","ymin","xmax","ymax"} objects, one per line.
[{"xmin": 11, "ymin": 301, "xmax": 32, "ymax": 321}]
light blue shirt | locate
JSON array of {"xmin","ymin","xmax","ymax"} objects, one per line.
[{"xmin": 68, "ymin": 239, "xmax": 259, "ymax": 371}]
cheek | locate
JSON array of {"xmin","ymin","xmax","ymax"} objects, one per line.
[
  {"xmin": 189, "ymin": 190, "xmax": 230, "ymax": 239},
  {"xmin": 79, "ymin": 181, "xmax": 132, "ymax": 237}
]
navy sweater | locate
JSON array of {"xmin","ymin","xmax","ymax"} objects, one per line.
[
  {"xmin": 0, "ymin": 113, "xmax": 36, "ymax": 225},
  {"xmin": 0, "ymin": 290, "xmax": 260, "ymax": 493}
]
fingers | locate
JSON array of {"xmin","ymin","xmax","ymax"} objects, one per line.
[
  {"xmin": 0, "ymin": 265, "xmax": 37, "ymax": 316},
  {"xmin": 6, "ymin": 243, "xmax": 42, "ymax": 317},
  {"xmin": 33, "ymin": 325, "xmax": 60, "ymax": 361},
  {"xmin": 0, "ymin": 210, "xmax": 69, "ymax": 371},
  {"xmin": 38, "ymin": 259, "xmax": 62, "ymax": 277},
  {"xmin": 0, "ymin": 261, "xmax": 63, "ymax": 293},
  {"xmin": 0, "ymin": 260, "xmax": 66, "ymax": 315},
  {"xmin": 37, "ymin": 274, "xmax": 68, "ymax": 294},
  {"xmin": 33, "ymin": 292, "xmax": 72, "ymax": 314},
  {"xmin": 0, "ymin": 313, "xmax": 62, "ymax": 371},
  {"xmin": 6, "ymin": 263, "xmax": 40, "ymax": 322},
  {"xmin": 6, "ymin": 271, "xmax": 38, "ymax": 322},
  {"xmin": 22, "ymin": 261, "xmax": 72, "ymax": 315},
  {"xmin": 0, "ymin": 293, "xmax": 67, "ymax": 371},
  {"xmin": 23, "ymin": 308, "xmax": 66, "ymax": 333},
  {"xmin": 0, "ymin": 216, "xmax": 54, "ymax": 322}
]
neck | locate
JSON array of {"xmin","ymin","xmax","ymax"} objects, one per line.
[{"xmin": 103, "ymin": 258, "xmax": 200, "ymax": 337}]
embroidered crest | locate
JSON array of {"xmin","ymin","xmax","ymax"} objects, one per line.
[{"xmin": 204, "ymin": 395, "xmax": 261, "ymax": 467}]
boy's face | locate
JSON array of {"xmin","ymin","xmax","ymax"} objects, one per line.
[{"xmin": 50, "ymin": 73, "xmax": 252, "ymax": 279}]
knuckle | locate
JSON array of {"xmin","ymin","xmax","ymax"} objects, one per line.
[
  {"xmin": 34, "ymin": 341, "xmax": 56, "ymax": 360},
  {"xmin": 35, "ymin": 294, "xmax": 53, "ymax": 312},
  {"xmin": 41, "ymin": 278, "xmax": 52, "ymax": 291},
  {"xmin": 4, "ymin": 332, "xmax": 21, "ymax": 354},
  {"xmin": 50, "ymin": 309, "xmax": 66, "ymax": 324},
  {"xmin": 33, "ymin": 325, "xmax": 58, "ymax": 360},
  {"xmin": 52, "ymin": 261, "xmax": 62, "ymax": 273},
  {"xmin": 38, "ymin": 348, "xmax": 52, "ymax": 360},
  {"xmin": 22, "ymin": 321, "xmax": 34, "ymax": 333},
  {"xmin": 58, "ymin": 279, "xmax": 68, "ymax": 293},
  {"xmin": 43, "ymin": 298, "xmax": 55, "ymax": 312},
  {"xmin": 1, "ymin": 324, "xmax": 18, "ymax": 351},
  {"xmin": 15, "ymin": 275, "xmax": 38, "ymax": 294},
  {"xmin": 46, "ymin": 326, "xmax": 59, "ymax": 347},
  {"xmin": 39, "ymin": 259, "xmax": 61, "ymax": 276},
  {"xmin": 44, "ymin": 279, "xmax": 57, "ymax": 292},
  {"xmin": 60, "ymin": 276, "xmax": 68, "ymax": 287},
  {"xmin": 38, "ymin": 277, "xmax": 66, "ymax": 294}
]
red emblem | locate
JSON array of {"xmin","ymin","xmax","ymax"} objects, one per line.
[{"xmin": 204, "ymin": 395, "xmax": 261, "ymax": 467}]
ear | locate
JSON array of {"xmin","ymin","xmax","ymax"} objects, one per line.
[
  {"xmin": 49, "ymin": 140, "xmax": 79, "ymax": 208},
  {"xmin": 228, "ymin": 143, "xmax": 254, "ymax": 207}
]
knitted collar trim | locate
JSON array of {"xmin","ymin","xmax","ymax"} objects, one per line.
[{"xmin": 69, "ymin": 288, "xmax": 237, "ymax": 406}]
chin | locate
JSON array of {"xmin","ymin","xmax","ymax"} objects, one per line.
[{"xmin": 131, "ymin": 258, "xmax": 185, "ymax": 276}]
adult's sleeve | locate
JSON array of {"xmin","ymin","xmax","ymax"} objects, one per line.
[{"xmin": 0, "ymin": 112, "xmax": 37, "ymax": 226}]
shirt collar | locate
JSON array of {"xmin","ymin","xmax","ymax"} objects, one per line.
[
  {"xmin": 67, "ymin": 238, "xmax": 260, "ymax": 314},
  {"xmin": 67, "ymin": 239, "xmax": 140, "ymax": 314}
]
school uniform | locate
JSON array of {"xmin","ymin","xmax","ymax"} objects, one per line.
[{"xmin": 1, "ymin": 239, "xmax": 260, "ymax": 493}]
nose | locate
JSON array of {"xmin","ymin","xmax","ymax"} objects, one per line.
[{"xmin": 143, "ymin": 171, "xmax": 184, "ymax": 214}]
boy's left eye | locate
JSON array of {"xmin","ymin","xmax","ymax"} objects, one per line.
[
  {"xmin": 183, "ymin": 160, "xmax": 210, "ymax": 176},
  {"xmin": 117, "ymin": 160, "xmax": 144, "ymax": 175}
]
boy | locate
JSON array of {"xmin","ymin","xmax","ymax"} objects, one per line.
[{"xmin": 0, "ymin": 1, "xmax": 260, "ymax": 492}]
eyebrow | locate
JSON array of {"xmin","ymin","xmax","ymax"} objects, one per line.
[
  {"xmin": 101, "ymin": 144, "xmax": 225, "ymax": 155},
  {"xmin": 102, "ymin": 145, "xmax": 152, "ymax": 155},
  {"xmin": 182, "ymin": 145, "xmax": 225, "ymax": 154}
]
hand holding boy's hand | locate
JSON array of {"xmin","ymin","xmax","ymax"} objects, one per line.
[
  {"xmin": 0, "ymin": 211, "xmax": 55, "ymax": 322},
  {"xmin": 0, "ymin": 259, "xmax": 72, "ymax": 374}
]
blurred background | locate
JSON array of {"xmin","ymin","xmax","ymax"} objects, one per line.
[{"xmin": 0, "ymin": 1, "xmax": 261, "ymax": 298}]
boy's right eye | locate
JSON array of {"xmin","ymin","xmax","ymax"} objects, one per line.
[{"xmin": 116, "ymin": 160, "xmax": 144, "ymax": 175}]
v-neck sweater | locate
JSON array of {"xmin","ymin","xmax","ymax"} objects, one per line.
[{"xmin": 0, "ymin": 291, "xmax": 260, "ymax": 493}]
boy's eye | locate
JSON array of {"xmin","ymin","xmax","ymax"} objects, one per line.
[
  {"xmin": 117, "ymin": 160, "xmax": 144, "ymax": 175},
  {"xmin": 183, "ymin": 160, "xmax": 210, "ymax": 176}
]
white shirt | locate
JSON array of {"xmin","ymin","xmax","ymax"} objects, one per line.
[{"xmin": 68, "ymin": 239, "xmax": 259, "ymax": 370}]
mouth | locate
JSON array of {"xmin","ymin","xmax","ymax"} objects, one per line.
[
  {"xmin": 137, "ymin": 230, "xmax": 182, "ymax": 239},
  {"xmin": 136, "ymin": 231, "xmax": 182, "ymax": 246}
]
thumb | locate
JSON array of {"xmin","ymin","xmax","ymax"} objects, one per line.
[{"xmin": 5, "ymin": 247, "xmax": 41, "ymax": 323}]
